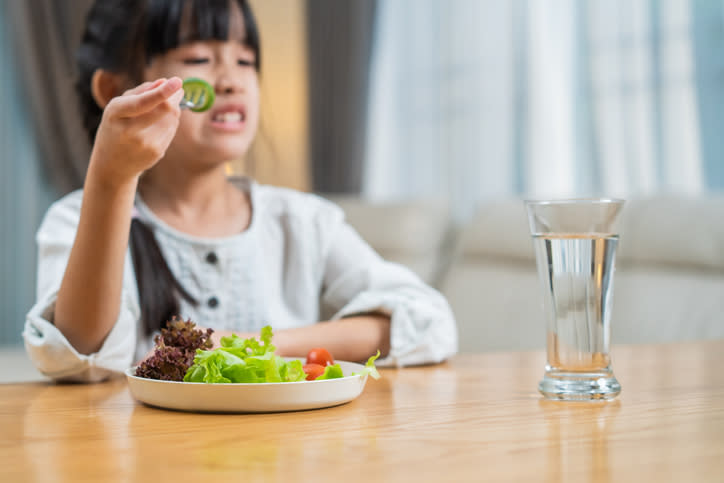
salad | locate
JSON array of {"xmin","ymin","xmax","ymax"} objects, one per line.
[{"xmin": 135, "ymin": 319, "xmax": 380, "ymax": 384}]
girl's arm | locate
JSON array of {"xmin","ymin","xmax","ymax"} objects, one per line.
[
  {"xmin": 274, "ymin": 315, "xmax": 391, "ymax": 361},
  {"xmin": 54, "ymin": 77, "xmax": 183, "ymax": 355},
  {"xmin": 53, "ymin": 174, "xmax": 137, "ymax": 355},
  {"xmin": 207, "ymin": 315, "xmax": 390, "ymax": 362}
]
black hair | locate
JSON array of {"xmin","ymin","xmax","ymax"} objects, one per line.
[
  {"xmin": 76, "ymin": 0, "xmax": 261, "ymax": 335},
  {"xmin": 77, "ymin": 0, "xmax": 261, "ymax": 143}
]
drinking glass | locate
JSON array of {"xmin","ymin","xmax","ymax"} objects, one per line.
[{"xmin": 525, "ymin": 198, "xmax": 624, "ymax": 401}]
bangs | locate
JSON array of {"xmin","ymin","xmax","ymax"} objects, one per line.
[{"xmin": 144, "ymin": 0, "xmax": 260, "ymax": 68}]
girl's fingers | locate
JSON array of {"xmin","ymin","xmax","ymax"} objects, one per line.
[
  {"xmin": 123, "ymin": 78, "xmax": 166, "ymax": 97},
  {"xmin": 113, "ymin": 77, "xmax": 183, "ymax": 118},
  {"xmin": 168, "ymin": 88, "xmax": 185, "ymax": 107},
  {"xmin": 133, "ymin": 100, "xmax": 181, "ymax": 130}
]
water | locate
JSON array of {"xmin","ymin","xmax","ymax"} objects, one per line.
[{"xmin": 532, "ymin": 233, "xmax": 621, "ymax": 399}]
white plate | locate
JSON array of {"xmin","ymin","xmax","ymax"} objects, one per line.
[{"xmin": 125, "ymin": 359, "xmax": 369, "ymax": 413}]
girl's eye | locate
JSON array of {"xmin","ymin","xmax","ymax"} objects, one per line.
[
  {"xmin": 183, "ymin": 58, "xmax": 209, "ymax": 65},
  {"xmin": 238, "ymin": 59, "xmax": 254, "ymax": 67}
]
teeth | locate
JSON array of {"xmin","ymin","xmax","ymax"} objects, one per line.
[{"xmin": 213, "ymin": 112, "xmax": 243, "ymax": 123}]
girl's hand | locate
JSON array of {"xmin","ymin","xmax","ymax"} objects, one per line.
[{"xmin": 89, "ymin": 77, "xmax": 185, "ymax": 187}]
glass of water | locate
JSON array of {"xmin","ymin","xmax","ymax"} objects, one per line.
[{"xmin": 525, "ymin": 198, "xmax": 625, "ymax": 401}]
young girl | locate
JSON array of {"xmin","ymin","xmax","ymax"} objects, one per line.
[{"xmin": 23, "ymin": 0, "xmax": 457, "ymax": 382}]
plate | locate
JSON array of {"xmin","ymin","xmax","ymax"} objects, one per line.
[{"xmin": 125, "ymin": 359, "xmax": 369, "ymax": 413}]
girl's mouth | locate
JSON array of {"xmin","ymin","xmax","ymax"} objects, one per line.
[
  {"xmin": 209, "ymin": 104, "xmax": 247, "ymax": 130},
  {"xmin": 212, "ymin": 111, "xmax": 245, "ymax": 123}
]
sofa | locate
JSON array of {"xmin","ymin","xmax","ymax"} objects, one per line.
[
  {"xmin": 327, "ymin": 194, "xmax": 724, "ymax": 354},
  {"xmin": 4, "ymin": 193, "xmax": 722, "ymax": 383}
]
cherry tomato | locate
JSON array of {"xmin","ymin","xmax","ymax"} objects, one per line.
[
  {"xmin": 306, "ymin": 348, "xmax": 334, "ymax": 366},
  {"xmin": 303, "ymin": 363, "xmax": 325, "ymax": 381}
]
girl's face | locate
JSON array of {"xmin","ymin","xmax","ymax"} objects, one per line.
[{"xmin": 143, "ymin": 37, "xmax": 260, "ymax": 169}]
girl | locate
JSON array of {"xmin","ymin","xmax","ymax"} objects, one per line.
[{"xmin": 23, "ymin": 0, "xmax": 457, "ymax": 382}]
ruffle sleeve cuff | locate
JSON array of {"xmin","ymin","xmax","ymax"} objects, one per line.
[
  {"xmin": 332, "ymin": 285, "xmax": 458, "ymax": 367},
  {"xmin": 23, "ymin": 290, "xmax": 139, "ymax": 383}
]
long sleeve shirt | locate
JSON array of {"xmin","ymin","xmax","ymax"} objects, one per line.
[{"xmin": 24, "ymin": 177, "xmax": 458, "ymax": 382}]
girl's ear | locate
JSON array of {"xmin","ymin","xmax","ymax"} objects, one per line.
[{"xmin": 91, "ymin": 69, "xmax": 125, "ymax": 109}]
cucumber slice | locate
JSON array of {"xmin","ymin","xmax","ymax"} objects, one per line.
[{"xmin": 181, "ymin": 77, "xmax": 215, "ymax": 112}]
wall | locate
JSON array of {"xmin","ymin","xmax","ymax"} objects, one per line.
[{"xmin": 237, "ymin": 0, "xmax": 310, "ymax": 192}]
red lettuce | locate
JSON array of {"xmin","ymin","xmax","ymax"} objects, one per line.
[{"xmin": 135, "ymin": 317, "xmax": 213, "ymax": 381}]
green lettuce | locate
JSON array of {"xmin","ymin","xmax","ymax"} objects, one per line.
[
  {"xmin": 183, "ymin": 326, "xmax": 306, "ymax": 383},
  {"xmin": 316, "ymin": 363, "xmax": 345, "ymax": 380},
  {"xmin": 182, "ymin": 326, "xmax": 382, "ymax": 384},
  {"xmin": 352, "ymin": 351, "xmax": 381, "ymax": 380},
  {"xmin": 315, "ymin": 350, "xmax": 382, "ymax": 381}
]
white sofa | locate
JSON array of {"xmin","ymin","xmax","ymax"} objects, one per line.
[
  {"xmin": 4, "ymin": 193, "xmax": 722, "ymax": 383},
  {"xmin": 329, "ymin": 194, "xmax": 724, "ymax": 354}
]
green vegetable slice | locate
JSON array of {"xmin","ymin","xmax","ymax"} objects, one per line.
[{"xmin": 181, "ymin": 77, "xmax": 215, "ymax": 112}]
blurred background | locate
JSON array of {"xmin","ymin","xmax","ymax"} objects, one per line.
[{"xmin": 1, "ymin": 0, "xmax": 724, "ymax": 350}]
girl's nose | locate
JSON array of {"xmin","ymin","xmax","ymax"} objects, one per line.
[{"xmin": 215, "ymin": 73, "xmax": 243, "ymax": 95}]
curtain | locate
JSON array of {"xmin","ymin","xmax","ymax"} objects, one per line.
[
  {"xmin": 307, "ymin": 0, "xmax": 377, "ymax": 193},
  {"xmin": 692, "ymin": 0, "xmax": 724, "ymax": 190},
  {"xmin": 4, "ymin": 0, "xmax": 94, "ymax": 194},
  {"xmin": 364, "ymin": 0, "xmax": 710, "ymax": 220},
  {"xmin": 0, "ymin": 0, "xmax": 92, "ymax": 346},
  {"xmin": 0, "ymin": 3, "xmax": 57, "ymax": 346}
]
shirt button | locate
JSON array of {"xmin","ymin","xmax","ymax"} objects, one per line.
[
  {"xmin": 205, "ymin": 252, "xmax": 218, "ymax": 264},
  {"xmin": 207, "ymin": 296, "xmax": 219, "ymax": 309}
]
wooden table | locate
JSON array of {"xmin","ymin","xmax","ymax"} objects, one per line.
[{"xmin": 2, "ymin": 340, "xmax": 723, "ymax": 482}]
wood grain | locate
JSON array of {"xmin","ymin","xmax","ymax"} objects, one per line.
[{"xmin": 2, "ymin": 340, "xmax": 723, "ymax": 482}]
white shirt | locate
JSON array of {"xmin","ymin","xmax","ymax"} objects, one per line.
[{"xmin": 23, "ymin": 178, "xmax": 458, "ymax": 382}]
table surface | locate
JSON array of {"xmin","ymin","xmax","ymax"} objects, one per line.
[{"xmin": 2, "ymin": 340, "xmax": 724, "ymax": 482}]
